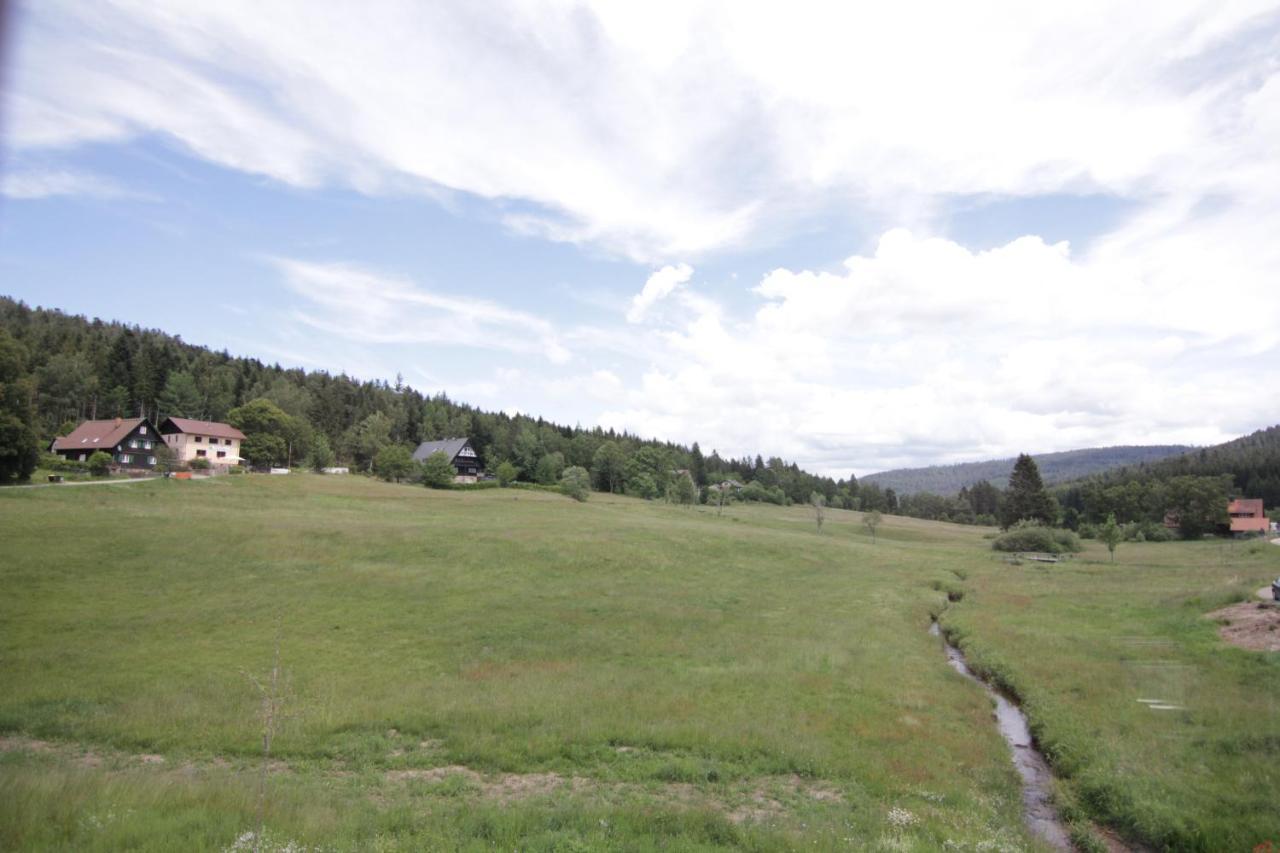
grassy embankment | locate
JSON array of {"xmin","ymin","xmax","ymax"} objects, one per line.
[{"xmin": 0, "ymin": 474, "xmax": 1277, "ymax": 851}]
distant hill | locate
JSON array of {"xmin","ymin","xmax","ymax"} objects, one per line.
[
  {"xmin": 1066, "ymin": 424, "xmax": 1280, "ymax": 507},
  {"xmin": 863, "ymin": 445, "xmax": 1194, "ymax": 496}
]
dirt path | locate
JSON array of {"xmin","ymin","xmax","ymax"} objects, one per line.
[{"xmin": 4, "ymin": 477, "xmax": 161, "ymax": 490}]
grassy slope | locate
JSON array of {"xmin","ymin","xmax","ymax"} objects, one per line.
[{"xmin": 0, "ymin": 475, "xmax": 1277, "ymax": 850}]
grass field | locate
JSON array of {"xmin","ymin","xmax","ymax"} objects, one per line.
[{"xmin": 1, "ymin": 474, "xmax": 1278, "ymax": 851}]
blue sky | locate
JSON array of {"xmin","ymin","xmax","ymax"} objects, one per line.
[{"xmin": 3, "ymin": 1, "xmax": 1279, "ymax": 475}]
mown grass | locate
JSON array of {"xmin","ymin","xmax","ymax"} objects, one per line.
[{"xmin": 0, "ymin": 473, "xmax": 1277, "ymax": 850}]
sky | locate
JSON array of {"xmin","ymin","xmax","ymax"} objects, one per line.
[{"xmin": 2, "ymin": 1, "xmax": 1278, "ymax": 477}]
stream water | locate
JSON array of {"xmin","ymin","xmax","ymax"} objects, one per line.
[{"xmin": 930, "ymin": 621, "xmax": 1074, "ymax": 850}]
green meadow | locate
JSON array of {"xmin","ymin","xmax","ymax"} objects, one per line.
[{"xmin": 1, "ymin": 475, "xmax": 1277, "ymax": 851}]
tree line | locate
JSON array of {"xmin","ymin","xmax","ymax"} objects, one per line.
[{"xmin": 0, "ymin": 298, "xmax": 869, "ymax": 504}]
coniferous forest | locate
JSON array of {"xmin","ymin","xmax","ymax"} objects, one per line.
[
  {"xmin": 0, "ymin": 297, "xmax": 855, "ymax": 503},
  {"xmin": 3, "ymin": 296, "xmax": 1276, "ymax": 532}
]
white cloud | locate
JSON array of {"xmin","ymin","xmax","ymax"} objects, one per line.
[
  {"xmin": 627, "ymin": 263, "xmax": 693, "ymax": 322},
  {"xmin": 0, "ymin": 168, "xmax": 142, "ymax": 200},
  {"xmin": 7, "ymin": 2, "xmax": 1280, "ymax": 473},
  {"xmin": 9, "ymin": 2, "xmax": 1280, "ymax": 259},
  {"xmin": 271, "ymin": 258, "xmax": 571, "ymax": 365},
  {"xmin": 601, "ymin": 229, "xmax": 1280, "ymax": 475}
]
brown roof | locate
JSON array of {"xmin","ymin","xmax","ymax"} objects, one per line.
[
  {"xmin": 51, "ymin": 418, "xmax": 147, "ymax": 451},
  {"xmin": 161, "ymin": 417, "xmax": 245, "ymax": 440},
  {"xmin": 1228, "ymin": 498, "xmax": 1264, "ymax": 516}
]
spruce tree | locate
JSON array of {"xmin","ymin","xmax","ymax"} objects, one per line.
[{"xmin": 1002, "ymin": 453, "xmax": 1057, "ymax": 528}]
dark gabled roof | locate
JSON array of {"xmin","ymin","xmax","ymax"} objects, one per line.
[
  {"xmin": 160, "ymin": 417, "xmax": 246, "ymax": 441},
  {"xmin": 412, "ymin": 437, "xmax": 471, "ymax": 462},
  {"xmin": 51, "ymin": 418, "xmax": 149, "ymax": 451}
]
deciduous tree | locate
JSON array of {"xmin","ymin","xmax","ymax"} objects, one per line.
[{"xmin": 420, "ymin": 450, "xmax": 456, "ymax": 489}]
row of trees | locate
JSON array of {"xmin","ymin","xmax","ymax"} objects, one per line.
[
  {"xmin": 893, "ymin": 452, "xmax": 1239, "ymax": 541},
  {"xmin": 0, "ymin": 300, "xmax": 865, "ymax": 501}
]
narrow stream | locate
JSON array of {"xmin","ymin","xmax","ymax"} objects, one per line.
[{"xmin": 930, "ymin": 621, "xmax": 1074, "ymax": 850}]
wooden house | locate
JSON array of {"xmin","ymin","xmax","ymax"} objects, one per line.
[
  {"xmin": 50, "ymin": 417, "xmax": 163, "ymax": 470},
  {"xmin": 411, "ymin": 437, "xmax": 481, "ymax": 483}
]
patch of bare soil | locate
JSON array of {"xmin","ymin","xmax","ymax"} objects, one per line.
[
  {"xmin": 383, "ymin": 764, "xmax": 843, "ymax": 821},
  {"xmin": 1208, "ymin": 601, "xmax": 1280, "ymax": 652}
]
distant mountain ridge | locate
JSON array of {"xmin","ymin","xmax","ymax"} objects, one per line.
[{"xmin": 863, "ymin": 445, "xmax": 1194, "ymax": 496}]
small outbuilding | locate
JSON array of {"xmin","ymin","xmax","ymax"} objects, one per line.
[{"xmin": 411, "ymin": 437, "xmax": 481, "ymax": 483}]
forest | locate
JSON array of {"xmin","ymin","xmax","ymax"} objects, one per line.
[
  {"xmin": 0, "ymin": 297, "xmax": 863, "ymax": 505},
  {"xmin": 4, "ymin": 297, "xmax": 1275, "ymax": 528}
]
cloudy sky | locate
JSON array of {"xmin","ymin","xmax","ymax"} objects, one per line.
[{"xmin": 2, "ymin": 1, "xmax": 1278, "ymax": 475}]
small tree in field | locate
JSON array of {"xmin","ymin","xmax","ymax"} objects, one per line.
[
  {"xmin": 1099, "ymin": 513, "xmax": 1121, "ymax": 562},
  {"xmin": 87, "ymin": 450, "xmax": 113, "ymax": 476},
  {"xmin": 420, "ymin": 451, "xmax": 456, "ymax": 489},
  {"xmin": 373, "ymin": 445, "xmax": 415, "ymax": 483},
  {"xmin": 560, "ymin": 465, "xmax": 590, "ymax": 501},
  {"xmin": 308, "ymin": 434, "xmax": 335, "ymax": 472},
  {"xmin": 496, "ymin": 460, "xmax": 518, "ymax": 487},
  {"xmin": 671, "ymin": 473, "xmax": 697, "ymax": 506},
  {"xmin": 810, "ymin": 491, "xmax": 826, "ymax": 532},
  {"xmin": 864, "ymin": 510, "xmax": 882, "ymax": 543}
]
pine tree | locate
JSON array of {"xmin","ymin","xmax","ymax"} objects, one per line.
[{"xmin": 1001, "ymin": 454, "xmax": 1057, "ymax": 528}]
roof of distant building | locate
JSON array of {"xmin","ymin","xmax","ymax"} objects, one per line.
[
  {"xmin": 412, "ymin": 437, "xmax": 472, "ymax": 462},
  {"xmin": 51, "ymin": 417, "xmax": 148, "ymax": 451},
  {"xmin": 161, "ymin": 417, "xmax": 246, "ymax": 440},
  {"xmin": 1228, "ymin": 498, "xmax": 1265, "ymax": 515}
]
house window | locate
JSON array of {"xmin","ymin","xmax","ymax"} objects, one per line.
[
  {"xmin": 217, "ymin": 451, "xmax": 226, "ymax": 459},
  {"xmin": 143, "ymin": 440, "xmax": 152, "ymax": 450},
  {"xmin": 195, "ymin": 436, "xmax": 203, "ymax": 443},
  {"xmin": 79, "ymin": 453, "xmax": 86, "ymax": 461},
  {"xmin": 119, "ymin": 453, "xmax": 131, "ymax": 464},
  {"xmin": 225, "ymin": 438, "xmax": 233, "ymax": 445},
  {"xmin": 196, "ymin": 449, "xmax": 206, "ymax": 457},
  {"xmin": 148, "ymin": 456, "xmax": 156, "ymax": 465},
  {"xmin": 139, "ymin": 426, "xmax": 147, "ymax": 435},
  {"xmin": 130, "ymin": 439, "xmax": 139, "ymax": 449}
]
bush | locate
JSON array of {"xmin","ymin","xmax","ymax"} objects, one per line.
[
  {"xmin": 495, "ymin": 461, "xmax": 518, "ymax": 487},
  {"xmin": 40, "ymin": 452, "xmax": 87, "ymax": 474},
  {"xmin": 1052, "ymin": 528, "xmax": 1083, "ymax": 553},
  {"xmin": 372, "ymin": 445, "xmax": 415, "ymax": 482},
  {"xmin": 86, "ymin": 450, "xmax": 113, "ymax": 476},
  {"xmin": 992, "ymin": 522, "xmax": 1082, "ymax": 554},
  {"xmin": 420, "ymin": 451, "xmax": 456, "ymax": 489},
  {"xmin": 228, "ymin": 466, "xmax": 245, "ymax": 475},
  {"xmin": 449, "ymin": 480, "xmax": 501, "ymax": 491},
  {"xmin": 189, "ymin": 457, "xmax": 212, "ymax": 471},
  {"xmin": 559, "ymin": 466, "xmax": 590, "ymax": 502}
]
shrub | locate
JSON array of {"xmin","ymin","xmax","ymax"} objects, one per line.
[
  {"xmin": 420, "ymin": 451, "xmax": 456, "ymax": 489},
  {"xmin": 1052, "ymin": 528, "xmax": 1083, "ymax": 553},
  {"xmin": 86, "ymin": 451, "xmax": 113, "ymax": 476},
  {"xmin": 495, "ymin": 461, "xmax": 518, "ymax": 487},
  {"xmin": 992, "ymin": 522, "xmax": 1081, "ymax": 554},
  {"xmin": 560, "ymin": 466, "xmax": 590, "ymax": 502},
  {"xmin": 372, "ymin": 445, "xmax": 415, "ymax": 482},
  {"xmin": 189, "ymin": 457, "xmax": 212, "ymax": 471},
  {"xmin": 449, "ymin": 480, "xmax": 501, "ymax": 491},
  {"xmin": 40, "ymin": 452, "xmax": 87, "ymax": 474},
  {"xmin": 228, "ymin": 466, "xmax": 245, "ymax": 475}
]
